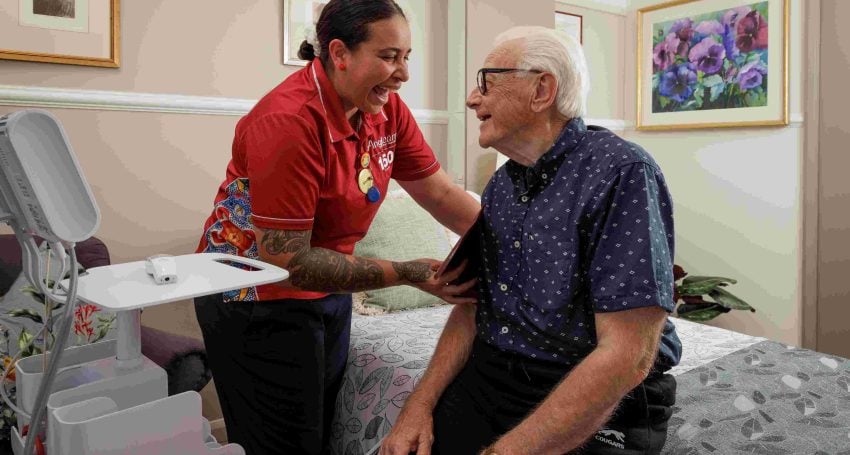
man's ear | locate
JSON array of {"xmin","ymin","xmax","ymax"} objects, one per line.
[
  {"xmin": 530, "ymin": 73, "xmax": 558, "ymax": 113},
  {"xmin": 327, "ymin": 39, "xmax": 349, "ymax": 68}
]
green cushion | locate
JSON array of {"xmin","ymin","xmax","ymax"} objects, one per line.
[{"xmin": 354, "ymin": 191, "xmax": 452, "ymax": 312}]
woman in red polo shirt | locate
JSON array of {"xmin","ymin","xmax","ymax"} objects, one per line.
[{"xmin": 193, "ymin": 0, "xmax": 480, "ymax": 453}]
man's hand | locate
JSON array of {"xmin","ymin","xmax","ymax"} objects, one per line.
[
  {"xmin": 379, "ymin": 400, "xmax": 435, "ymax": 455},
  {"xmin": 395, "ymin": 258, "xmax": 477, "ymax": 305}
]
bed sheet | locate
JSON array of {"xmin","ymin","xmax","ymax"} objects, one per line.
[{"xmin": 330, "ymin": 306, "xmax": 766, "ymax": 455}]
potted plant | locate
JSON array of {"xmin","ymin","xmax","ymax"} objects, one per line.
[{"xmin": 673, "ymin": 264, "xmax": 755, "ymax": 321}]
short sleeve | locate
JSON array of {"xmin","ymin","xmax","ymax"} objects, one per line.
[
  {"xmin": 244, "ymin": 113, "xmax": 325, "ymax": 231},
  {"xmin": 388, "ymin": 95, "xmax": 441, "ymax": 181},
  {"xmin": 588, "ymin": 162, "xmax": 675, "ymax": 314}
]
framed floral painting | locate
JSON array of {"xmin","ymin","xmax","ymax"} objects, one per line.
[
  {"xmin": 0, "ymin": 0, "xmax": 120, "ymax": 67},
  {"xmin": 636, "ymin": 0, "xmax": 788, "ymax": 130}
]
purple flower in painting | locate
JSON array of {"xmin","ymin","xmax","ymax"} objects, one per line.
[
  {"xmin": 653, "ymin": 33, "xmax": 680, "ymax": 71},
  {"xmin": 669, "ymin": 19, "xmax": 694, "ymax": 55},
  {"xmin": 737, "ymin": 60, "xmax": 767, "ymax": 90},
  {"xmin": 659, "ymin": 62, "xmax": 698, "ymax": 103},
  {"xmin": 736, "ymin": 10, "xmax": 769, "ymax": 53},
  {"xmin": 723, "ymin": 24, "xmax": 740, "ymax": 60},
  {"xmin": 722, "ymin": 6, "xmax": 752, "ymax": 28},
  {"xmin": 689, "ymin": 37, "xmax": 726, "ymax": 75},
  {"xmin": 694, "ymin": 20, "xmax": 724, "ymax": 36}
]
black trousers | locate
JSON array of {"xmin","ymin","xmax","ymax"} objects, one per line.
[
  {"xmin": 194, "ymin": 293, "xmax": 352, "ymax": 455},
  {"xmin": 431, "ymin": 340, "xmax": 676, "ymax": 455}
]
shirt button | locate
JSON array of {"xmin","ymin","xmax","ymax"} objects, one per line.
[
  {"xmin": 500, "ymin": 326, "xmax": 509, "ymax": 334},
  {"xmin": 499, "ymin": 283, "xmax": 508, "ymax": 292},
  {"xmin": 521, "ymin": 196, "xmax": 529, "ymax": 203},
  {"xmin": 513, "ymin": 240, "xmax": 521, "ymax": 248},
  {"xmin": 541, "ymin": 173, "xmax": 548, "ymax": 179}
]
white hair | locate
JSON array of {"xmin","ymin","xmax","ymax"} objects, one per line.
[{"xmin": 494, "ymin": 26, "xmax": 590, "ymax": 119}]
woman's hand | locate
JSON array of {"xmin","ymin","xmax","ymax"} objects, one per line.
[{"xmin": 394, "ymin": 258, "xmax": 477, "ymax": 305}]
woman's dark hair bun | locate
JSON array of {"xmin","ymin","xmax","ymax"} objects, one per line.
[{"xmin": 298, "ymin": 40, "xmax": 316, "ymax": 61}]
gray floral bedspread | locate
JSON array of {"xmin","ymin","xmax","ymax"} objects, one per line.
[
  {"xmin": 330, "ymin": 307, "xmax": 776, "ymax": 455},
  {"xmin": 665, "ymin": 340, "xmax": 850, "ymax": 454}
]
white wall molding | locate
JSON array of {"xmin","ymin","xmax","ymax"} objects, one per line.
[
  {"xmin": 0, "ymin": 84, "xmax": 451, "ymax": 125},
  {"xmin": 556, "ymin": 0, "xmax": 627, "ymax": 16}
]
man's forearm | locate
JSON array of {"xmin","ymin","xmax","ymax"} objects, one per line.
[
  {"xmin": 494, "ymin": 347, "xmax": 649, "ymax": 454},
  {"xmin": 407, "ymin": 303, "xmax": 477, "ymax": 409}
]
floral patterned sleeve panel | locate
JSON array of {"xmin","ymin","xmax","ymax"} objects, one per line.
[{"xmin": 329, "ymin": 307, "xmax": 767, "ymax": 455}]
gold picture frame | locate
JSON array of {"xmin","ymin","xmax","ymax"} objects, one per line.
[
  {"xmin": 0, "ymin": 0, "xmax": 120, "ymax": 68},
  {"xmin": 636, "ymin": 0, "xmax": 788, "ymax": 130}
]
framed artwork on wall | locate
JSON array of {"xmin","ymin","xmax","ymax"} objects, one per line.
[
  {"xmin": 283, "ymin": 0, "xmax": 329, "ymax": 66},
  {"xmin": 636, "ymin": 0, "xmax": 788, "ymax": 130},
  {"xmin": 555, "ymin": 10, "xmax": 583, "ymax": 44},
  {"xmin": 0, "ymin": 0, "xmax": 120, "ymax": 67}
]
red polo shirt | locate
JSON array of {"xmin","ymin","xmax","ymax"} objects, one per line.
[{"xmin": 196, "ymin": 60, "xmax": 440, "ymax": 302}]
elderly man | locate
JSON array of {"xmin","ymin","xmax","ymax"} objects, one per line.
[{"xmin": 381, "ymin": 26, "xmax": 681, "ymax": 455}]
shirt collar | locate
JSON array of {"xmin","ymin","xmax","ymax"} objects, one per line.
[
  {"xmin": 505, "ymin": 117, "xmax": 587, "ymax": 193},
  {"xmin": 310, "ymin": 60, "xmax": 389, "ymax": 143}
]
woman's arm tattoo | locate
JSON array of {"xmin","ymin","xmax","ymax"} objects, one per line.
[
  {"xmin": 392, "ymin": 261, "xmax": 433, "ymax": 283},
  {"xmin": 261, "ymin": 230, "xmax": 310, "ymax": 256},
  {"xmin": 289, "ymin": 248, "xmax": 385, "ymax": 292}
]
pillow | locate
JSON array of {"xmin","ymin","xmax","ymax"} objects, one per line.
[{"xmin": 354, "ymin": 190, "xmax": 452, "ymax": 312}]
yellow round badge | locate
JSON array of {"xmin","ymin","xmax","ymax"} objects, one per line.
[
  {"xmin": 357, "ymin": 168, "xmax": 374, "ymax": 194},
  {"xmin": 360, "ymin": 152, "xmax": 370, "ymax": 169}
]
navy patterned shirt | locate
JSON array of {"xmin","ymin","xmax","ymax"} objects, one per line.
[{"xmin": 476, "ymin": 118, "xmax": 681, "ymax": 371}]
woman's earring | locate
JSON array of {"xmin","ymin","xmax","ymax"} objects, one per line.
[{"xmin": 338, "ymin": 63, "xmax": 347, "ymax": 71}]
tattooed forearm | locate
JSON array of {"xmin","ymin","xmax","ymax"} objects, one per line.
[
  {"xmin": 261, "ymin": 230, "xmax": 310, "ymax": 256},
  {"xmin": 289, "ymin": 248, "xmax": 385, "ymax": 292},
  {"xmin": 392, "ymin": 261, "xmax": 433, "ymax": 284}
]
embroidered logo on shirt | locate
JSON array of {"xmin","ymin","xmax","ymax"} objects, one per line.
[{"xmin": 594, "ymin": 428, "xmax": 626, "ymax": 449}]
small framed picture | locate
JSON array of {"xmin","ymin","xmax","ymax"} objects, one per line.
[
  {"xmin": 0, "ymin": 0, "xmax": 120, "ymax": 68},
  {"xmin": 636, "ymin": 0, "xmax": 788, "ymax": 130},
  {"xmin": 283, "ymin": 0, "xmax": 329, "ymax": 66},
  {"xmin": 555, "ymin": 10, "xmax": 582, "ymax": 44}
]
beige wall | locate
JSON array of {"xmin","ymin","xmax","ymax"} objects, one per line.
[
  {"xmin": 465, "ymin": 0, "xmax": 555, "ymax": 193},
  {"xmin": 556, "ymin": 1, "xmax": 626, "ymax": 121},
  {"xmin": 624, "ymin": 0, "xmax": 806, "ymax": 346}
]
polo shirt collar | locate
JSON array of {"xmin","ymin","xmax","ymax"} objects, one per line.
[
  {"xmin": 506, "ymin": 117, "xmax": 587, "ymax": 194},
  {"xmin": 310, "ymin": 60, "xmax": 389, "ymax": 143}
]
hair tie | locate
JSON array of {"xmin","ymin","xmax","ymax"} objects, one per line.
[{"xmin": 305, "ymin": 26, "xmax": 321, "ymax": 57}]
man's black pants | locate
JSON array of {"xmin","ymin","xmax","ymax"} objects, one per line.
[
  {"xmin": 195, "ymin": 293, "xmax": 352, "ymax": 455},
  {"xmin": 431, "ymin": 340, "xmax": 676, "ymax": 454}
]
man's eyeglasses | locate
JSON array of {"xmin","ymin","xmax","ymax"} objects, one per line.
[{"xmin": 476, "ymin": 68, "xmax": 543, "ymax": 95}]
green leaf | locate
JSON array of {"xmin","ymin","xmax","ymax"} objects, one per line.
[
  {"xmin": 7, "ymin": 309, "xmax": 43, "ymax": 324},
  {"xmin": 679, "ymin": 276, "xmax": 737, "ymax": 295},
  {"xmin": 658, "ymin": 96, "xmax": 670, "ymax": 109},
  {"xmin": 678, "ymin": 306, "xmax": 726, "ymax": 322},
  {"xmin": 710, "ymin": 83, "xmax": 725, "ymax": 103},
  {"xmin": 693, "ymin": 87, "xmax": 704, "ymax": 108},
  {"xmin": 19, "ymin": 286, "xmax": 44, "ymax": 300},
  {"xmin": 709, "ymin": 287, "xmax": 755, "ymax": 312},
  {"xmin": 703, "ymin": 74, "xmax": 723, "ymax": 88}
]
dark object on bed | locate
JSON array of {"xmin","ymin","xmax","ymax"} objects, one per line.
[{"xmin": 0, "ymin": 234, "xmax": 211, "ymax": 395}]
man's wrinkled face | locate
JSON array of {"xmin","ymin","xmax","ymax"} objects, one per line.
[{"xmin": 466, "ymin": 42, "xmax": 537, "ymax": 150}]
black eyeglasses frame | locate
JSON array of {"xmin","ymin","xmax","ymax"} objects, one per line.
[{"xmin": 476, "ymin": 68, "xmax": 544, "ymax": 95}]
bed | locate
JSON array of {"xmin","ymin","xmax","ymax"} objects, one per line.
[
  {"xmin": 329, "ymin": 305, "xmax": 850, "ymax": 455},
  {"xmin": 329, "ymin": 188, "xmax": 850, "ymax": 454}
]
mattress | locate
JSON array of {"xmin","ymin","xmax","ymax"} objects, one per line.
[{"xmin": 330, "ymin": 305, "xmax": 775, "ymax": 455}]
